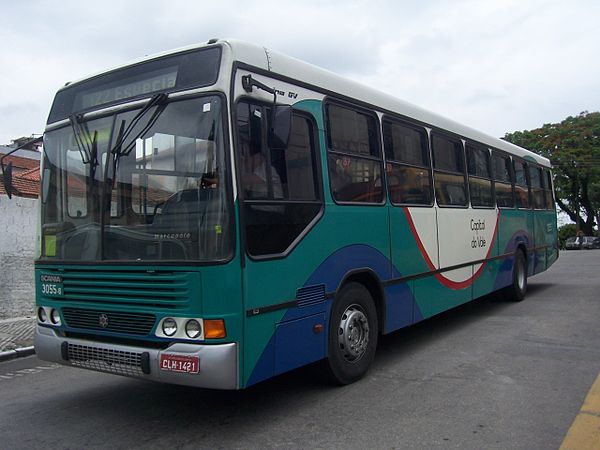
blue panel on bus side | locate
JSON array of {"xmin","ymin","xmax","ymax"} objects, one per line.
[
  {"xmin": 248, "ymin": 244, "xmax": 420, "ymax": 386},
  {"xmin": 302, "ymin": 244, "xmax": 391, "ymax": 293},
  {"xmin": 274, "ymin": 313, "xmax": 326, "ymax": 376},
  {"xmin": 383, "ymin": 281, "xmax": 419, "ymax": 334},
  {"xmin": 494, "ymin": 256, "xmax": 513, "ymax": 291},
  {"xmin": 247, "ymin": 335, "xmax": 275, "ymax": 386},
  {"xmin": 493, "ymin": 229, "xmax": 532, "ymax": 291},
  {"xmin": 290, "ymin": 244, "xmax": 423, "ymax": 335}
]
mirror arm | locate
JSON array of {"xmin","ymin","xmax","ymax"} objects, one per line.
[
  {"xmin": 241, "ymin": 75, "xmax": 292, "ymax": 150},
  {"xmin": 1, "ymin": 135, "xmax": 43, "ymax": 199},
  {"xmin": 241, "ymin": 74, "xmax": 278, "ymax": 108}
]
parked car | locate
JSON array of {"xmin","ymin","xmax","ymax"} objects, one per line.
[
  {"xmin": 582, "ymin": 236, "xmax": 600, "ymax": 249},
  {"xmin": 565, "ymin": 236, "xmax": 600, "ymax": 250},
  {"xmin": 565, "ymin": 236, "xmax": 582, "ymax": 250}
]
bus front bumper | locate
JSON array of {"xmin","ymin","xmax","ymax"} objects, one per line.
[{"xmin": 34, "ymin": 326, "xmax": 238, "ymax": 389}]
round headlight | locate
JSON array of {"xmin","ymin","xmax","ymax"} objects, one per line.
[
  {"xmin": 185, "ymin": 319, "xmax": 202, "ymax": 339},
  {"xmin": 38, "ymin": 307, "xmax": 47, "ymax": 323},
  {"xmin": 50, "ymin": 309, "xmax": 61, "ymax": 325},
  {"xmin": 162, "ymin": 318, "xmax": 177, "ymax": 336}
]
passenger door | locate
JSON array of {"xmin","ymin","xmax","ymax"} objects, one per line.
[{"xmin": 236, "ymin": 99, "xmax": 325, "ymax": 386}]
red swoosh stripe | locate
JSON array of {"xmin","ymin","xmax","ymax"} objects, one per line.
[{"xmin": 403, "ymin": 208, "xmax": 500, "ymax": 290}]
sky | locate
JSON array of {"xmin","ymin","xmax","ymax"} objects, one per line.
[{"xmin": 1, "ymin": 0, "xmax": 599, "ymax": 145}]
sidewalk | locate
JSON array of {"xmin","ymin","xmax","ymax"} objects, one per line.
[{"xmin": 0, "ymin": 316, "xmax": 36, "ymax": 361}]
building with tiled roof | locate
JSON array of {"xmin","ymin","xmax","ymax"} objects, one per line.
[
  {"xmin": 0, "ymin": 174, "xmax": 39, "ymax": 198},
  {"xmin": 0, "ymin": 145, "xmax": 41, "ymax": 199},
  {"xmin": 0, "ymin": 139, "xmax": 41, "ymax": 320},
  {"xmin": 17, "ymin": 166, "xmax": 41, "ymax": 182}
]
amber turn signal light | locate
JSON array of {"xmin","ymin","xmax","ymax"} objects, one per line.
[{"xmin": 204, "ymin": 319, "xmax": 226, "ymax": 339}]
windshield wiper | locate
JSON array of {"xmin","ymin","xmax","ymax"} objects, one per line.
[
  {"xmin": 69, "ymin": 115, "xmax": 101, "ymax": 214},
  {"xmin": 99, "ymin": 93, "xmax": 169, "ymax": 259},
  {"xmin": 69, "ymin": 114, "xmax": 92, "ymax": 164},
  {"xmin": 110, "ymin": 92, "xmax": 169, "ymax": 159}
]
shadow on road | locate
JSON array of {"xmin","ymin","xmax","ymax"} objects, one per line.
[{"xmin": 526, "ymin": 282, "xmax": 554, "ymax": 295}]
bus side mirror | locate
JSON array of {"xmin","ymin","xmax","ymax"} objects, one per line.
[
  {"xmin": 2, "ymin": 161, "xmax": 14, "ymax": 199},
  {"xmin": 269, "ymin": 105, "xmax": 292, "ymax": 150}
]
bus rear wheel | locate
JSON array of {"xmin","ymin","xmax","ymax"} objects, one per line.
[
  {"xmin": 505, "ymin": 249, "xmax": 527, "ymax": 302},
  {"xmin": 325, "ymin": 282, "xmax": 378, "ymax": 385}
]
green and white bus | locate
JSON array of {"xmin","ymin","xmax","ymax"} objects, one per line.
[{"xmin": 28, "ymin": 39, "xmax": 557, "ymax": 389}]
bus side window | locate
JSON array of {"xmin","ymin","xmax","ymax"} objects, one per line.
[
  {"xmin": 466, "ymin": 144, "xmax": 493, "ymax": 208},
  {"xmin": 543, "ymin": 168, "xmax": 555, "ymax": 210},
  {"xmin": 237, "ymin": 101, "xmax": 322, "ymax": 257},
  {"xmin": 530, "ymin": 165, "xmax": 545, "ymax": 209},
  {"xmin": 513, "ymin": 159, "xmax": 530, "ymax": 209},
  {"xmin": 491, "ymin": 151, "xmax": 515, "ymax": 208},
  {"xmin": 326, "ymin": 103, "xmax": 383, "ymax": 204},
  {"xmin": 432, "ymin": 133, "xmax": 468, "ymax": 207},
  {"xmin": 382, "ymin": 119, "xmax": 432, "ymax": 205}
]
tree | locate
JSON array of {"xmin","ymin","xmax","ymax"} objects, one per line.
[
  {"xmin": 557, "ymin": 223, "xmax": 577, "ymax": 249},
  {"xmin": 503, "ymin": 111, "xmax": 600, "ymax": 235}
]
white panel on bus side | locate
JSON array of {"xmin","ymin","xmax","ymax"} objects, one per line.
[
  {"xmin": 405, "ymin": 207, "xmax": 439, "ymax": 269},
  {"xmin": 436, "ymin": 207, "xmax": 499, "ymax": 284}
]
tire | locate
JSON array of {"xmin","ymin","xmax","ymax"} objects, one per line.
[
  {"xmin": 505, "ymin": 249, "xmax": 527, "ymax": 302},
  {"xmin": 325, "ymin": 282, "xmax": 378, "ymax": 385}
]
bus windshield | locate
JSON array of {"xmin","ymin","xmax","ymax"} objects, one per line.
[{"xmin": 39, "ymin": 95, "xmax": 232, "ymax": 262}]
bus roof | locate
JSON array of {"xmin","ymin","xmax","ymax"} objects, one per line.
[{"xmin": 61, "ymin": 38, "xmax": 550, "ymax": 167}]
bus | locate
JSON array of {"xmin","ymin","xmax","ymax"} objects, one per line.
[{"xmin": 27, "ymin": 39, "xmax": 557, "ymax": 389}]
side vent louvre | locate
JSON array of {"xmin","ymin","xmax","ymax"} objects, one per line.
[{"xmin": 296, "ymin": 284, "xmax": 325, "ymax": 308}]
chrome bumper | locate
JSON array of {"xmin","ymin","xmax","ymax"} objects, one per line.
[{"xmin": 34, "ymin": 326, "xmax": 238, "ymax": 389}]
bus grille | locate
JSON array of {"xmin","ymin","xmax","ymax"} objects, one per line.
[
  {"xmin": 67, "ymin": 343, "xmax": 145, "ymax": 377},
  {"xmin": 39, "ymin": 269, "xmax": 200, "ymax": 310},
  {"xmin": 63, "ymin": 308, "xmax": 156, "ymax": 336}
]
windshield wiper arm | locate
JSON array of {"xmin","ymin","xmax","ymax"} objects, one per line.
[
  {"xmin": 69, "ymin": 114, "xmax": 92, "ymax": 164},
  {"xmin": 88, "ymin": 129, "xmax": 99, "ymax": 183},
  {"xmin": 99, "ymin": 93, "xmax": 169, "ymax": 259},
  {"xmin": 107, "ymin": 93, "xmax": 169, "ymax": 195},
  {"xmin": 109, "ymin": 93, "xmax": 169, "ymax": 158}
]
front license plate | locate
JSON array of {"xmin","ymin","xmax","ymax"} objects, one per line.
[{"xmin": 160, "ymin": 354, "xmax": 199, "ymax": 374}]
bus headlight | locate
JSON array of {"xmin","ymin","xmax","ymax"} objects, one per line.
[
  {"xmin": 185, "ymin": 319, "xmax": 202, "ymax": 338},
  {"xmin": 50, "ymin": 309, "xmax": 61, "ymax": 325},
  {"xmin": 37, "ymin": 307, "xmax": 47, "ymax": 323},
  {"xmin": 162, "ymin": 318, "xmax": 177, "ymax": 336}
]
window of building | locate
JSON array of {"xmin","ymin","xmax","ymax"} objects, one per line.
[
  {"xmin": 432, "ymin": 133, "xmax": 467, "ymax": 206},
  {"xmin": 466, "ymin": 144, "xmax": 493, "ymax": 207},
  {"xmin": 237, "ymin": 101, "xmax": 322, "ymax": 257},
  {"xmin": 326, "ymin": 103, "xmax": 383, "ymax": 203},
  {"xmin": 382, "ymin": 119, "xmax": 432, "ymax": 205}
]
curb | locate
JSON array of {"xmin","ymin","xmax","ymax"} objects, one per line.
[{"xmin": 0, "ymin": 346, "xmax": 36, "ymax": 363}]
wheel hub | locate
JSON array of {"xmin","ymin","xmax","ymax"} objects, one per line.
[{"xmin": 338, "ymin": 305, "xmax": 369, "ymax": 362}]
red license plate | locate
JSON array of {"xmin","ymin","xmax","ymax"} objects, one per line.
[{"xmin": 159, "ymin": 353, "xmax": 199, "ymax": 374}]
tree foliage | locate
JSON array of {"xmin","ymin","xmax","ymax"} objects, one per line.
[
  {"xmin": 557, "ymin": 223, "xmax": 577, "ymax": 249},
  {"xmin": 503, "ymin": 111, "xmax": 600, "ymax": 235}
]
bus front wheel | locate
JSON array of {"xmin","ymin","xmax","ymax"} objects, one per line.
[
  {"xmin": 506, "ymin": 249, "xmax": 527, "ymax": 302},
  {"xmin": 325, "ymin": 282, "xmax": 378, "ymax": 385}
]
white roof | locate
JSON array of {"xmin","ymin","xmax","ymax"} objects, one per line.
[
  {"xmin": 222, "ymin": 39, "xmax": 550, "ymax": 167},
  {"xmin": 62, "ymin": 38, "xmax": 550, "ymax": 167}
]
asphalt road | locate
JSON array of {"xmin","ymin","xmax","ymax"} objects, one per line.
[{"xmin": 1, "ymin": 250, "xmax": 600, "ymax": 449}]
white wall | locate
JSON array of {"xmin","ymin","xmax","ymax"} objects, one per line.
[{"xmin": 0, "ymin": 195, "xmax": 38, "ymax": 319}]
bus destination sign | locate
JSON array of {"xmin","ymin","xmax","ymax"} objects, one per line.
[{"xmin": 77, "ymin": 68, "xmax": 178, "ymax": 110}]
